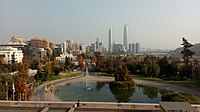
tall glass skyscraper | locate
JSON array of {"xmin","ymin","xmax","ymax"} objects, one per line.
[
  {"xmin": 136, "ymin": 43, "xmax": 141, "ymax": 53},
  {"xmin": 108, "ymin": 28, "xmax": 112, "ymax": 53},
  {"xmin": 124, "ymin": 24, "xmax": 128, "ymax": 50}
]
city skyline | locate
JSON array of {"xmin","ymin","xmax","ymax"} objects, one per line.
[{"xmin": 1, "ymin": 0, "xmax": 200, "ymax": 49}]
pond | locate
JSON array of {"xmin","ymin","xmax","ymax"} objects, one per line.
[{"xmin": 55, "ymin": 81, "xmax": 172, "ymax": 103}]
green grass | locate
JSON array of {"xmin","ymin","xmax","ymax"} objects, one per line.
[
  {"xmin": 133, "ymin": 75, "xmax": 200, "ymax": 88},
  {"xmin": 47, "ymin": 71, "xmax": 82, "ymax": 81},
  {"xmin": 166, "ymin": 81, "xmax": 200, "ymax": 88},
  {"xmin": 48, "ymin": 76, "xmax": 61, "ymax": 81},
  {"xmin": 59, "ymin": 71, "xmax": 81, "ymax": 78},
  {"xmin": 97, "ymin": 72, "xmax": 114, "ymax": 76},
  {"xmin": 133, "ymin": 75, "xmax": 164, "ymax": 82}
]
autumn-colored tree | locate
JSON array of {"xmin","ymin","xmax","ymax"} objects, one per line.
[
  {"xmin": 51, "ymin": 58, "xmax": 60, "ymax": 76},
  {"xmin": 114, "ymin": 66, "xmax": 132, "ymax": 81},
  {"xmin": 44, "ymin": 61, "xmax": 52, "ymax": 79},
  {"xmin": 34, "ymin": 61, "xmax": 44, "ymax": 81},
  {"xmin": 15, "ymin": 57, "xmax": 30, "ymax": 101},
  {"xmin": 77, "ymin": 54, "xmax": 84, "ymax": 69}
]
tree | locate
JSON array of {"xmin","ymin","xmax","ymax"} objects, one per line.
[
  {"xmin": 34, "ymin": 61, "xmax": 46, "ymax": 81},
  {"xmin": 77, "ymin": 54, "xmax": 84, "ymax": 69},
  {"xmin": 181, "ymin": 37, "xmax": 195, "ymax": 79},
  {"xmin": 15, "ymin": 57, "xmax": 30, "ymax": 100},
  {"xmin": 51, "ymin": 58, "xmax": 60, "ymax": 76},
  {"xmin": 65, "ymin": 56, "xmax": 74, "ymax": 71},
  {"xmin": 143, "ymin": 55, "xmax": 160, "ymax": 77},
  {"xmin": 44, "ymin": 61, "xmax": 52, "ymax": 79},
  {"xmin": 114, "ymin": 66, "xmax": 132, "ymax": 81},
  {"xmin": 0, "ymin": 73, "xmax": 13, "ymax": 100}
]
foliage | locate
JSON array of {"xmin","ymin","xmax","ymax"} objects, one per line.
[
  {"xmin": 65, "ymin": 56, "xmax": 74, "ymax": 71},
  {"xmin": 14, "ymin": 57, "xmax": 30, "ymax": 101},
  {"xmin": 158, "ymin": 56, "xmax": 180, "ymax": 80},
  {"xmin": 44, "ymin": 61, "xmax": 52, "ymax": 79},
  {"xmin": 114, "ymin": 66, "xmax": 133, "ymax": 81},
  {"xmin": 77, "ymin": 54, "xmax": 84, "ymax": 69},
  {"xmin": 142, "ymin": 55, "xmax": 160, "ymax": 77},
  {"xmin": 51, "ymin": 58, "xmax": 61, "ymax": 76},
  {"xmin": 181, "ymin": 37, "xmax": 195, "ymax": 79},
  {"xmin": 0, "ymin": 73, "xmax": 13, "ymax": 100},
  {"xmin": 30, "ymin": 60, "xmax": 38, "ymax": 69},
  {"xmin": 193, "ymin": 60, "xmax": 200, "ymax": 84},
  {"xmin": 0, "ymin": 63, "xmax": 18, "ymax": 73}
]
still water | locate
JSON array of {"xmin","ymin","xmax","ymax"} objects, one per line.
[{"xmin": 55, "ymin": 82, "xmax": 169, "ymax": 103}]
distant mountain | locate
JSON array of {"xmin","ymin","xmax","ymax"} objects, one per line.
[{"xmin": 170, "ymin": 43, "xmax": 200, "ymax": 59}]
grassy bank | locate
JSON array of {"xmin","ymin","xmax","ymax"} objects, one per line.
[
  {"xmin": 133, "ymin": 75, "xmax": 200, "ymax": 88},
  {"xmin": 47, "ymin": 71, "xmax": 82, "ymax": 81}
]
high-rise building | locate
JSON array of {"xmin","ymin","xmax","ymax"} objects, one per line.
[
  {"xmin": 132, "ymin": 43, "xmax": 136, "ymax": 54},
  {"xmin": 96, "ymin": 38, "xmax": 99, "ymax": 50},
  {"xmin": 124, "ymin": 24, "xmax": 128, "ymax": 50},
  {"xmin": 113, "ymin": 42, "xmax": 123, "ymax": 53},
  {"xmin": 128, "ymin": 43, "xmax": 132, "ymax": 53},
  {"xmin": 66, "ymin": 40, "xmax": 73, "ymax": 50},
  {"xmin": 72, "ymin": 42, "xmax": 79, "ymax": 51},
  {"xmin": 108, "ymin": 28, "xmax": 112, "ymax": 53},
  {"xmin": 61, "ymin": 42, "xmax": 67, "ymax": 54},
  {"xmin": 90, "ymin": 43, "xmax": 96, "ymax": 52},
  {"xmin": 136, "ymin": 43, "xmax": 141, "ymax": 53}
]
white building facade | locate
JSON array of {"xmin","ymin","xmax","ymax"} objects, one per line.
[
  {"xmin": 56, "ymin": 53, "xmax": 74, "ymax": 64},
  {"xmin": 0, "ymin": 47, "xmax": 23, "ymax": 64}
]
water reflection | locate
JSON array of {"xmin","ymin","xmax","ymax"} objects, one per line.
[
  {"xmin": 109, "ymin": 87, "xmax": 135, "ymax": 102},
  {"xmin": 138, "ymin": 85, "xmax": 160, "ymax": 99},
  {"xmin": 56, "ymin": 82, "xmax": 187, "ymax": 103},
  {"xmin": 95, "ymin": 82, "xmax": 106, "ymax": 92}
]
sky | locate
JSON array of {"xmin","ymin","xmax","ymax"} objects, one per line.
[{"xmin": 1, "ymin": 0, "xmax": 200, "ymax": 50}]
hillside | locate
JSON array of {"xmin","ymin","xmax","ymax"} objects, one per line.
[{"xmin": 170, "ymin": 43, "xmax": 200, "ymax": 59}]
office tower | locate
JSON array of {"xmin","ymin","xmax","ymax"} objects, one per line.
[
  {"xmin": 108, "ymin": 28, "xmax": 112, "ymax": 53},
  {"xmin": 61, "ymin": 42, "xmax": 67, "ymax": 54},
  {"xmin": 96, "ymin": 38, "xmax": 99, "ymax": 50},
  {"xmin": 129, "ymin": 43, "xmax": 132, "ymax": 53},
  {"xmin": 66, "ymin": 40, "xmax": 73, "ymax": 50},
  {"xmin": 90, "ymin": 43, "xmax": 96, "ymax": 52},
  {"xmin": 132, "ymin": 43, "xmax": 136, "ymax": 54},
  {"xmin": 113, "ymin": 42, "xmax": 123, "ymax": 53},
  {"xmin": 136, "ymin": 43, "xmax": 141, "ymax": 53},
  {"xmin": 124, "ymin": 24, "xmax": 128, "ymax": 50},
  {"xmin": 72, "ymin": 42, "xmax": 79, "ymax": 51}
]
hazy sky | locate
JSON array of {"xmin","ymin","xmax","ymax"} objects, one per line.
[{"xmin": 1, "ymin": 0, "xmax": 200, "ymax": 49}]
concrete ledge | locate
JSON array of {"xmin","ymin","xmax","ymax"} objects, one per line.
[
  {"xmin": 0, "ymin": 101, "xmax": 199, "ymax": 111},
  {"xmin": 40, "ymin": 106, "xmax": 49, "ymax": 112}
]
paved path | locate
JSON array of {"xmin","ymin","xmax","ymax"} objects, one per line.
[{"xmin": 32, "ymin": 73, "xmax": 200, "ymax": 101}]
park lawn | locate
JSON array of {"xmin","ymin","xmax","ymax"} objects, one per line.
[
  {"xmin": 166, "ymin": 80, "xmax": 200, "ymax": 88},
  {"xmin": 47, "ymin": 71, "xmax": 82, "ymax": 81},
  {"xmin": 133, "ymin": 75, "xmax": 200, "ymax": 88},
  {"xmin": 48, "ymin": 76, "xmax": 61, "ymax": 81},
  {"xmin": 133, "ymin": 75, "xmax": 164, "ymax": 82},
  {"xmin": 59, "ymin": 71, "xmax": 82, "ymax": 78}
]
